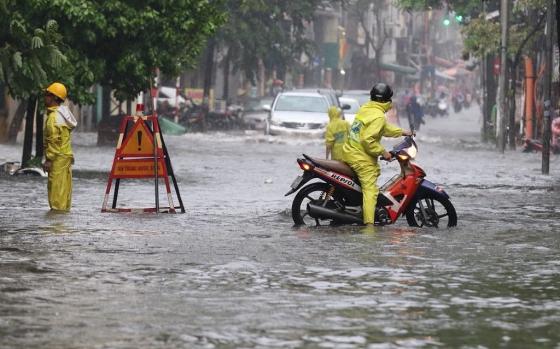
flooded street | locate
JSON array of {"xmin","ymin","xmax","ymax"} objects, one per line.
[{"xmin": 1, "ymin": 109, "xmax": 560, "ymax": 348}]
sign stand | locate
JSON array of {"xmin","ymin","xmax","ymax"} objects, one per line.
[{"xmin": 101, "ymin": 112, "xmax": 185, "ymax": 213}]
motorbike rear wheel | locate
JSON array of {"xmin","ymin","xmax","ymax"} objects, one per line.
[
  {"xmin": 292, "ymin": 182, "xmax": 333, "ymax": 226},
  {"xmin": 405, "ymin": 193, "xmax": 457, "ymax": 228}
]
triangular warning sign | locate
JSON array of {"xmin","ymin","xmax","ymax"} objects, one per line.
[{"xmin": 120, "ymin": 119, "xmax": 155, "ymax": 156}]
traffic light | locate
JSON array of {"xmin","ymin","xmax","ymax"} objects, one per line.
[
  {"xmin": 455, "ymin": 14, "xmax": 463, "ymax": 22},
  {"xmin": 443, "ymin": 18, "xmax": 451, "ymax": 26}
]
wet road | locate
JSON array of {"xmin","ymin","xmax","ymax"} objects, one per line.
[{"xmin": 1, "ymin": 108, "xmax": 560, "ymax": 348}]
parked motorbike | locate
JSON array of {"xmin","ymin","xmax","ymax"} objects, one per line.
[
  {"xmin": 178, "ymin": 103, "xmax": 207, "ymax": 132},
  {"xmin": 286, "ymin": 136, "xmax": 457, "ymax": 227},
  {"xmin": 206, "ymin": 104, "xmax": 244, "ymax": 130},
  {"xmin": 523, "ymin": 117, "xmax": 560, "ymax": 153},
  {"xmin": 522, "ymin": 138, "xmax": 560, "ymax": 154}
]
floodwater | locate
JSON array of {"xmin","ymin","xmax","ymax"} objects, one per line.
[{"xmin": 1, "ymin": 108, "xmax": 559, "ymax": 348}]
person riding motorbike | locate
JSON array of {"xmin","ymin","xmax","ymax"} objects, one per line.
[
  {"xmin": 341, "ymin": 83, "xmax": 414, "ymax": 226},
  {"xmin": 325, "ymin": 106, "xmax": 349, "ymax": 160}
]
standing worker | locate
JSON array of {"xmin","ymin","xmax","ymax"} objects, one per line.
[
  {"xmin": 42, "ymin": 82, "xmax": 77, "ymax": 212},
  {"xmin": 342, "ymin": 83, "xmax": 413, "ymax": 226},
  {"xmin": 325, "ymin": 106, "xmax": 349, "ymax": 160}
]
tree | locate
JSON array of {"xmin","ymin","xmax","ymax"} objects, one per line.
[
  {"xmin": 397, "ymin": 0, "xmax": 548, "ymax": 147},
  {"xmin": 214, "ymin": 0, "xmax": 336, "ymax": 88},
  {"xmin": 1, "ymin": 0, "xmax": 226, "ymax": 151},
  {"xmin": 348, "ymin": 0, "xmax": 391, "ymax": 84},
  {"xmin": 44, "ymin": 0, "xmax": 226, "ymax": 102}
]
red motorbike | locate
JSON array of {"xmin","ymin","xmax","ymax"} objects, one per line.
[
  {"xmin": 286, "ymin": 136, "xmax": 457, "ymax": 227},
  {"xmin": 522, "ymin": 117, "xmax": 560, "ymax": 154}
]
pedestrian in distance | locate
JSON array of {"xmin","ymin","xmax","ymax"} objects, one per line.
[
  {"xmin": 325, "ymin": 106, "xmax": 349, "ymax": 161},
  {"xmin": 341, "ymin": 83, "xmax": 414, "ymax": 226},
  {"xmin": 42, "ymin": 82, "xmax": 77, "ymax": 212},
  {"xmin": 406, "ymin": 95, "xmax": 425, "ymax": 131}
]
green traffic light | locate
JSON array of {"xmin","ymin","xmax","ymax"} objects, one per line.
[
  {"xmin": 443, "ymin": 18, "xmax": 451, "ymax": 26},
  {"xmin": 455, "ymin": 15, "xmax": 463, "ymax": 22}
]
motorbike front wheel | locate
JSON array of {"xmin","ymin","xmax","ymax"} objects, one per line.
[
  {"xmin": 292, "ymin": 182, "xmax": 333, "ymax": 226},
  {"xmin": 405, "ymin": 193, "xmax": 457, "ymax": 228}
]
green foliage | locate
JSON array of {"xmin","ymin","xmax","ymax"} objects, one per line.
[
  {"xmin": 397, "ymin": 0, "xmax": 546, "ymax": 59},
  {"xmin": 398, "ymin": 0, "xmax": 443, "ymax": 11},
  {"xmin": 461, "ymin": 16, "xmax": 500, "ymax": 57},
  {"xmin": 1, "ymin": 0, "xmax": 226, "ymax": 103},
  {"xmin": 216, "ymin": 0, "xmax": 334, "ymax": 81},
  {"xmin": 0, "ymin": 1, "xmax": 67, "ymax": 100}
]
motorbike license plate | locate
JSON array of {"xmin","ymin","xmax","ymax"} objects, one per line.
[{"xmin": 290, "ymin": 175, "xmax": 303, "ymax": 189}]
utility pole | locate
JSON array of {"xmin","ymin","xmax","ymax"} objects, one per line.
[
  {"xmin": 481, "ymin": 55, "xmax": 488, "ymax": 142},
  {"xmin": 542, "ymin": 0, "xmax": 554, "ymax": 174},
  {"xmin": 497, "ymin": 0, "xmax": 510, "ymax": 153}
]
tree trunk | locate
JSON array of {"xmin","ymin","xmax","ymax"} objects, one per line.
[
  {"xmin": 7, "ymin": 101, "xmax": 27, "ymax": 144},
  {"xmin": 35, "ymin": 102, "xmax": 44, "ymax": 159},
  {"xmin": 203, "ymin": 37, "xmax": 215, "ymax": 102},
  {"xmin": 557, "ymin": 0, "xmax": 560, "ymax": 79},
  {"xmin": 21, "ymin": 96, "xmax": 37, "ymax": 167},
  {"xmin": 102, "ymin": 85, "xmax": 111, "ymax": 119},
  {"xmin": 507, "ymin": 61, "xmax": 517, "ymax": 150},
  {"xmin": 485, "ymin": 56, "xmax": 498, "ymax": 142},
  {"xmin": 223, "ymin": 49, "xmax": 230, "ymax": 103}
]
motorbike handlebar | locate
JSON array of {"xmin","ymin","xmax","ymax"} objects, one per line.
[{"xmin": 379, "ymin": 151, "xmax": 396, "ymax": 162}]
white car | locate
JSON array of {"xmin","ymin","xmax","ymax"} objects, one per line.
[
  {"xmin": 157, "ymin": 86, "xmax": 187, "ymax": 109},
  {"xmin": 266, "ymin": 91, "xmax": 332, "ymax": 136}
]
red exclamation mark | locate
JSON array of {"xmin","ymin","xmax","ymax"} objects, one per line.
[{"xmin": 137, "ymin": 131, "xmax": 142, "ymax": 152}]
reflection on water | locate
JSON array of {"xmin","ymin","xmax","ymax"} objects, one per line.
[{"xmin": 1, "ymin": 111, "xmax": 560, "ymax": 348}]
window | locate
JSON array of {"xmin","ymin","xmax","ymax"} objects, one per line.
[{"xmin": 274, "ymin": 95, "xmax": 329, "ymax": 113}]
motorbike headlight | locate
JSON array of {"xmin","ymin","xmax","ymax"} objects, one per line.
[{"xmin": 405, "ymin": 145, "xmax": 417, "ymax": 159}]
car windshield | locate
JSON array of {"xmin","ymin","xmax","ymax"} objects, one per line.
[
  {"xmin": 344, "ymin": 93, "xmax": 370, "ymax": 106},
  {"xmin": 341, "ymin": 98, "xmax": 360, "ymax": 113},
  {"xmin": 274, "ymin": 95, "xmax": 328, "ymax": 113},
  {"xmin": 245, "ymin": 98, "xmax": 273, "ymax": 112}
]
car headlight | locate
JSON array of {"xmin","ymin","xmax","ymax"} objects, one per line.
[{"xmin": 270, "ymin": 119, "xmax": 282, "ymax": 126}]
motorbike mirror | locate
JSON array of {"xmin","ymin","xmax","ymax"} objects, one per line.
[{"xmin": 342, "ymin": 104, "xmax": 351, "ymax": 110}]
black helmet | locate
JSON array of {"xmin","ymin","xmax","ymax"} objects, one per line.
[{"xmin": 370, "ymin": 83, "xmax": 393, "ymax": 102}]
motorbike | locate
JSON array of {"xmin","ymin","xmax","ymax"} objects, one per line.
[
  {"xmin": 286, "ymin": 136, "xmax": 457, "ymax": 227},
  {"xmin": 206, "ymin": 104, "xmax": 244, "ymax": 130},
  {"xmin": 522, "ymin": 117, "xmax": 560, "ymax": 153},
  {"xmin": 437, "ymin": 99, "xmax": 449, "ymax": 116},
  {"xmin": 452, "ymin": 94, "xmax": 464, "ymax": 113},
  {"xmin": 522, "ymin": 138, "xmax": 560, "ymax": 154}
]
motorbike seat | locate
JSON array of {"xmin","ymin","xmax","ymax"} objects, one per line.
[{"xmin": 303, "ymin": 154, "xmax": 357, "ymax": 179}]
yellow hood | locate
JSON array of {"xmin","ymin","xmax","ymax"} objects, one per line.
[
  {"xmin": 328, "ymin": 106, "xmax": 342, "ymax": 121},
  {"xmin": 362, "ymin": 100, "xmax": 393, "ymax": 113}
]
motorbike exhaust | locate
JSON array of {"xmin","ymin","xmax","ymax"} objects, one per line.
[{"xmin": 307, "ymin": 203, "xmax": 363, "ymax": 224}]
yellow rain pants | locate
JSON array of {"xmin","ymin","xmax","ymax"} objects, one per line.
[
  {"xmin": 342, "ymin": 101, "xmax": 402, "ymax": 224},
  {"xmin": 44, "ymin": 106, "xmax": 74, "ymax": 211},
  {"xmin": 325, "ymin": 107, "xmax": 350, "ymax": 161}
]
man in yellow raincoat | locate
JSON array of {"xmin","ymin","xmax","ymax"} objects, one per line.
[
  {"xmin": 325, "ymin": 106, "xmax": 349, "ymax": 160},
  {"xmin": 342, "ymin": 83, "xmax": 413, "ymax": 225},
  {"xmin": 42, "ymin": 82, "xmax": 77, "ymax": 211}
]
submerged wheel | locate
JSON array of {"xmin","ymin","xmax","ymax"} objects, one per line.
[
  {"xmin": 405, "ymin": 193, "xmax": 457, "ymax": 228},
  {"xmin": 291, "ymin": 182, "xmax": 333, "ymax": 226}
]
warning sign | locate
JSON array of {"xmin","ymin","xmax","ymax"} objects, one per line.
[
  {"xmin": 102, "ymin": 113, "xmax": 185, "ymax": 213},
  {"xmin": 113, "ymin": 159, "xmax": 165, "ymax": 178},
  {"xmin": 119, "ymin": 119, "xmax": 155, "ymax": 156}
]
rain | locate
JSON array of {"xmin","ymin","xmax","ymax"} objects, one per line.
[{"xmin": 1, "ymin": 1, "xmax": 560, "ymax": 348}]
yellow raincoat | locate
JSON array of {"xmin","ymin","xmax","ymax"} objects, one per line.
[
  {"xmin": 44, "ymin": 105, "xmax": 77, "ymax": 211},
  {"xmin": 325, "ymin": 107, "xmax": 349, "ymax": 161},
  {"xmin": 341, "ymin": 100, "xmax": 402, "ymax": 224}
]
